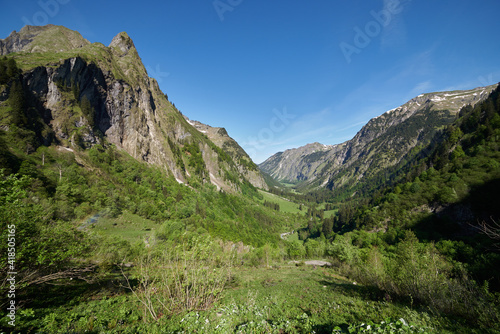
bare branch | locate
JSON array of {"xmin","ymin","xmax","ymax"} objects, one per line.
[{"xmin": 473, "ymin": 217, "xmax": 500, "ymax": 249}]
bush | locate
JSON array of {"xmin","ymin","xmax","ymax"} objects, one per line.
[
  {"xmin": 123, "ymin": 236, "xmax": 234, "ymax": 322},
  {"xmin": 327, "ymin": 234, "xmax": 360, "ymax": 265},
  {"xmin": 286, "ymin": 240, "xmax": 306, "ymax": 259}
]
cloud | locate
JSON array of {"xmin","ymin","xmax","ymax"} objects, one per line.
[
  {"xmin": 409, "ymin": 80, "xmax": 432, "ymax": 96},
  {"xmin": 379, "ymin": 0, "xmax": 410, "ymax": 50}
]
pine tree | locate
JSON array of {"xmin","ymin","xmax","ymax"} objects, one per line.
[
  {"xmin": 9, "ymin": 79, "xmax": 26, "ymax": 126},
  {"xmin": 80, "ymin": 96, "xmax": 94, "ymax": 127},
  {"xmin": 322, "ymin": 218, "xmax": 333, "ymax": 236},
  {"xmin": 5, "ymin": 58, "xmax": 19, "ymax": 79},
  {"xmin": 0, "ymin": 57, "xmax": 8, "ymax": 84}
]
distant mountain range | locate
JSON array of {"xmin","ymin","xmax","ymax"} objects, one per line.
[{"xmin": 259, "ymin": 84, "xmax": 498, "ymax": 195}]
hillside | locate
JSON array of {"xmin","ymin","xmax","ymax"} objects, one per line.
[
  {"xmin": 260, "ymin": 85, "xmax": 497, "ymax": 198},
  {"xmin": 333, "ymin": 84, "xmax": 500, "ymax": 238}
]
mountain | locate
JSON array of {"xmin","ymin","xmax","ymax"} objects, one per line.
[
  {"xmin": 332, "ymin": 84, "xmax": 500, "ymax": 238},
  {"xmin": 260, "ymin": 85, "xmax": 498, "ymax": 195},
  {"xmin": 259, "ymin": 142, "xmax": 334, "ymax": 184},
  {"xmin": 0, "ymin": 25, "xmax": 266, "ymax": 192},
  {"xmin": 182, "ymin": 116, "xmax": 267, "ymax": 189}
]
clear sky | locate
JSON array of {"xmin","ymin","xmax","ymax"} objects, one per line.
[{"xmin": 1, "ymin": 0, "xmax": 500, "ymax": 163}]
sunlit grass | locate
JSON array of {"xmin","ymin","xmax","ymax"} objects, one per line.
[
  {"xmin": 258, "ymin": 189, "xmax": 303, "ymax": 214},
  {"xmin": 88, "ymin": 210, "xmax": 158, "ymax": 244}
]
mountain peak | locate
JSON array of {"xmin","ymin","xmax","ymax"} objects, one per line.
[
  {"xmin": 109, "ymin": 31, "xmax": 137, "ymax": 57},
  {"xmin": 0, "ymin": 24, "xmax": 89, "ymax": 55},
  {"xmin": 0, "ymin": 25, "xmax": 267, "ymax": 193}
]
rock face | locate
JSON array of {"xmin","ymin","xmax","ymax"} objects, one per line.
[
  {"xmin": 1, "ymin": 25, "xmax": 266, "ymax": 192},
  {"xmin": 259, "ymin": 142, "xmax": 334, "ymax": 183},
  {"xmin": 183, "ymin": 116, "xmax": 268, "ymax": 190},
  {"xmin": 260, "ymin": 85, "xmax": 498, "ymax": 192}
]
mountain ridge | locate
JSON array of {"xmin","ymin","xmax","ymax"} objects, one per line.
[{"xmin": 259, "ymin": 84, "xmax": 498, "ymax": 194}]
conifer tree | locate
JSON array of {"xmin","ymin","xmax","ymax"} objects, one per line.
[{"xmin": 9, "ymin": 79, "xmax": 26, "ymax": 126}]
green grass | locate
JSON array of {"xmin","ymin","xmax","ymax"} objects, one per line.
[
  {"xmin": 258, "ymin": 189, "xmax": 303, "ymax": 214},
  {"xmin": 15, "ymin": 264, "xmax": 477, "ymax": 333},
  {"xmin": 0, "ymin": 105, "xmax": 12, "ymax": 124},
  {"xmin": 315, "ymin": 202, "xmax": 339, "ymax": 219},
  {"xmin": 8, "ymin": 42, "xmax": 133, "ymax": 85},
  {"xmin": 173, "ymin": 265, "xmax": 488, "ymax": 333},
  {"xmin": 86, "ymin": 210, "xmax": 159, "ymax": 244},
  {"xmin": 281, "ymin": 181, "xmax": 298, "ymax": 188}
]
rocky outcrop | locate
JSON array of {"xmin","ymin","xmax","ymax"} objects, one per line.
[{"xmin": 259, "ymin": 142, "xmax": 334, "ymax": 183}]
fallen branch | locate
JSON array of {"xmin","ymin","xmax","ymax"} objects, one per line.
[{"xmin": 24, "ymin": 266, "xmax": 97, "ymax": 285}]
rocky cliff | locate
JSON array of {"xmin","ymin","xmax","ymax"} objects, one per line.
[
  {"xmin": 260, "ymin": 85, "xmax": 498, "ymax": 192},
  {"xmin": 1, "ymin": 25, "xmax": 266, "ymax": 192}
]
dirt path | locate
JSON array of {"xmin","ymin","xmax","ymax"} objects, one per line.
[
  {"xmin": 288, "ymin": 260, "xmax": 332, "ymax": 267},
  {"xmin": 304, "ymin": 260, "xmax": 332, "ymax": 267}
]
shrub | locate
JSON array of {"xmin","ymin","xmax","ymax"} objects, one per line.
[
  {"xmin": 123, "ymin": 236, "xmax": 234, "ymax": 322},
  {"xmin": 353, "ymin": 231, "xmax": 500, "ymax": 328},
  {"xmin": 327, "ymin": 234, "xmax": 360, "ymax": 265},
  {"xmin": 286, "ymin": 240, "xmax": 306, "ymax": 259}
]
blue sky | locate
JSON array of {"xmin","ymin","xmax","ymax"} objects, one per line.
[{"xmin": 1, "ymin": 0, "xmax": 500, "ymax": 163}]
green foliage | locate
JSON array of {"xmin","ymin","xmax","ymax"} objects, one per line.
[
  {"xmin": 328, "ymin": 234, "xmax": 360, "ymax": 264},
  {"xmin": 264, "ymin": 199, "xmax": 280, "ymax": 211},
  {"xmin": 167, "ymin": 136, "xmax": 185, "ymax": 171},
  {"xmin": 0, "ymin": 171, "xmax": 95, "ymax": 292},
  {"xmin": 79, "ymin": 95, "xmax": 94, "ymax": 127},
  {"xmin": 346, "ymin": 318, "xmax": 428, "ymax": 333},
  {"xmin": 325, "ymin": 230, "xmax": 500, "ymax": 330},
  {"xmin": 0, "ymin": 135, "xmax": 287, "ymax": 248},
  {"xmin": 8, "ymin": 80, "xmax": 26, "ymax": 126},
  {"xmin": 0, "ymin": 57, "xmax": 20, "ymax": 84},
  {"xmin": 286, "ymin": 239, "xmax": 306, "ymax": 259},
  {"xmin": 184, "ymin": 140, "xmax": 207, "ymax": 177},
  {"xmin": 304, "ymin": 238, "xmax": 326, "ymax": 258}
]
